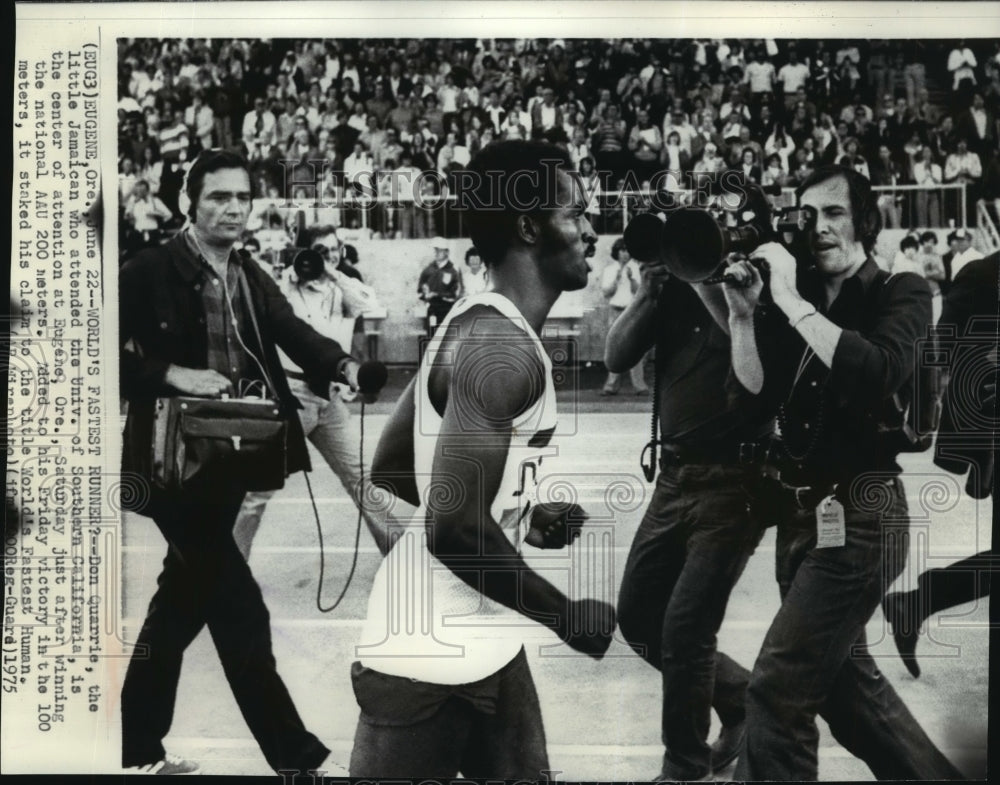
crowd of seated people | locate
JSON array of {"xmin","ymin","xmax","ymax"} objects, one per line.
[{"xmin": 117, "ymin": 36, "xmax": 1000, "ymax": 255}]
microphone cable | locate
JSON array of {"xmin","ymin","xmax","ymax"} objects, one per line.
[{"xmin": 309, "ymin": 398, "xmax": 366, "ymax": 613}]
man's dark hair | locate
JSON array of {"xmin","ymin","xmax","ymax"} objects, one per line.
[
  {"xmin": 611, "ymin": 237, "xmax": 628, "ymax": 258},
  {"xmin": 795, "ymin": 164, "xmax": 881, "ymax": 254},
  {"xmin": 464, "ymin": 246, "xmax": 481, "ymax": 263},
  {"xmin": 919, "ymin": 230, "xmax": 938, "ymax": 245},
  {"xmin": 186, "ymin": 149, "xmax": 253, "ymax": 217},
  {"xmin": 308, "ymin": 225, "xmax": 339, "ymax": 245},
  {"xmin": 900, "ymin": 235, "xmax": 919, "ymax": 252},
  {"xmin": 461, "ymin": 140, "xmax": 574, "ymax": 269}
]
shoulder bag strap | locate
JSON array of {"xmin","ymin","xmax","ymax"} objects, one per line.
[{"xmin": 237, "ymin": 265, "xmax": 280, "ymax": 399}]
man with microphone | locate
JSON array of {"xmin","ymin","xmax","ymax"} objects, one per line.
[
  {"xmin": 233, "ymin": 226, "xmax": 391, "ymax": 559},
  {"xmin": 119, "ymin": 149, "xmax": 369, "ymax": 776},
  {"xmin": 720, "ymin": 165, "xmax": 961, "ymax": 780}
]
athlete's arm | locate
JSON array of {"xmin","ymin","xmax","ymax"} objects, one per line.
[
  {"xmin": 427, "ymin": 322, "xmax": 614, "ymax": 658},
  {"xmin": 371, "ymin": 376, "xmax": 420, "ymax": 507}
]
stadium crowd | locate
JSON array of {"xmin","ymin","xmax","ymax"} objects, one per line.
[{"xmin": 117, "ymin": 37, "xmax": 1000, "ymax": 255}]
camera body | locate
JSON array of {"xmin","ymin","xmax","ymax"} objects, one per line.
[
  {"xmin": 623, "ymin": 183, "xmax": 816, "ymax": 283},
  {"xmin": 288, "ymin": 248, "xmax": 327, "ymax": 282}
]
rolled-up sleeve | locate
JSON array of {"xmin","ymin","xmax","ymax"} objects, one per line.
[{"xmin": 829, "ymin": 272, "xmax": 932, "ymax": 408}]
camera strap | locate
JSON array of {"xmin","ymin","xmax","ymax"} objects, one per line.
[{"xmin": 641, "ymin": 289, "xmax": 667, "ymax": 483}]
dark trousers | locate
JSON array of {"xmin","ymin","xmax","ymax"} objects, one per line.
[
  {"xmin": 617, "ymin": 464, "xmax": 764, "ymax": 780},
  {"xmin": 735, "ymin": 478, "xmax": 962, "ymax": 780},
  {"xmin": 121, "ymin": 485, "xmax": 329, "ymax": 772},
  {"xmin": 912, "ymin": 550, "xmax": 994, "ymax": 619},
  {"xmin": 349, "ymin": 648, "xmax": 548, "ymax": 778}
]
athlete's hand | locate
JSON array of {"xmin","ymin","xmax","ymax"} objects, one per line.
[
  {"xmin": 559, "ymin": 599, "xmax": 617, "ymax": 659},
  {"xmin": 165, "ymin": 366, "xmax": 234, "ymax": 397},
  {"xmin": 525, "ymin": 502, "xmax": 588, "ymax": 549}
]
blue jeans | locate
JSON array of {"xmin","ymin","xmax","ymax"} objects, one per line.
[
  {"xmin": 617, "ymin": 463, "xmax": 764, "ymax": 779},
  {"xmin": 735, "ymin": 477, "xmax": 962, "ymax": 780}
]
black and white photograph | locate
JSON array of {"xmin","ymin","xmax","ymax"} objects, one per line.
[{"xmin": 6, "ymin": 3, "xmax": 999, "ymax": 781}]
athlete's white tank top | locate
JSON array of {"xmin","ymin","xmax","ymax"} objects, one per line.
[{"xmin": 356, "ymin": 292, "xmax": 558, "ymax": 684}]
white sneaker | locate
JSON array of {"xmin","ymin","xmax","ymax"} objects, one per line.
[{"xmin": 125, "ymin": 753, "xmax": 200, "ymax": 775}]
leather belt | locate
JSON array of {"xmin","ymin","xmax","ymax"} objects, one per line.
[{"xmin": 659, "ymin": 439, "xmax": 776, "ymax": 469}]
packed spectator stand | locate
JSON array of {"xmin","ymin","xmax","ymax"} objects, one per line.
[{"xmin": 117, "ymin": 37, "xmax": 1000, "ymax": 260}]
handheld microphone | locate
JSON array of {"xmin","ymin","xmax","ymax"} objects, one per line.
[{"xmin": 356, "ymin": 360, "xmax": 388, "ymax": 396}]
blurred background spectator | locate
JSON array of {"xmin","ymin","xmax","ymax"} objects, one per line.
[{"xmin": 116, "ymin": 36, "xmax": 999, "ymax": 275}]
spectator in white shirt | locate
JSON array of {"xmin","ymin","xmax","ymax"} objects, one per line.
[
  {"xmin": 628, "ymin": 109, "xmax": 664, "ymax": 181},
  {"xmin": 948, "ymin": 41, "xmax": 978, "ymax": 91},
  {"xmin": 124, "ymin": 180, "xmax": 172, "ymax": 233},
  {"xmin": 184, "ymin": 91, "xmax": 214, "ymax": 152},
  {"xmin": 662, "ymin": 108, "xmax": 696, "ymax": 155},
  {"xmin": 119, "ymin": 157, "xmax": 138, "ymax": 203},
  {"xmin": 601, "ymin": 238, "xmax": 648, "ymax": 396},
  {"xmin": 950, "ymin": 227, "xmax": 983, "ymax": 278},
  {"xmin": 918, "ymin": 231, "xmax": 947, "ymax": 319},
  {"xmin": 460, "ymin": 247, "xmax": 490, "ymax": 297},
  {"xmin": 242, "ymin": 96, "xmax": 278, "ymax": 157},
  {"xmin": 777, "ymin": 49, "xmax": 810, "ymax": 111},
  {"xmin": 891, "ymin": 234, "xmax": 925, "ymax": 277},
  {"xmin": 744, "ymin": 48, "xmax": 776, "ymax": 97},
  {"xmin": 945, "ymin": 138, "xmax": 983, "ymax": 184}
]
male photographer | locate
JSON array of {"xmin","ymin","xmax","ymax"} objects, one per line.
[
  {"xmin": 608, "ymin": 207, "xmax": 773, "ymax": 780},
  {"xmin": 232, "ymin": 227, "xmax": 389, "ymax": 559},
  {"xmin": 119, "ymin": 149, "xmax": 363, "ymax": 775},
  {"xmin": 350, "ymin": 140, "xmax": 615, "ymax": 778},
  {"xmin": 720, "ymin": 166, "xmax": 961, "ymax": 779}
]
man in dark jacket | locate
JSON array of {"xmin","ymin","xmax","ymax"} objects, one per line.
[
  {"xmin": 119, "ymin": 149, "xmax": 360, "ymax": 775},
  {"xmin": 883, "ymin": 252, "xmax": 998, "ymax": 678}
]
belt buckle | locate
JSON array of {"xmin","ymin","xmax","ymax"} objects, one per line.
[{"xmin": 794, "ymin": 486, "xmax": 813, "ymax": 510}]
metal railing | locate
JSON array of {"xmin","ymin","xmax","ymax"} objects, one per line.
[
  {"xmin": 976, "ymin": 199, "xmax": 1000, "ymax": 253},
  {"xmin": 277, "ymin": 182, "xmax": 969, "ymax": 239}
]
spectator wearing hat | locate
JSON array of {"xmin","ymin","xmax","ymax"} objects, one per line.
[
  {"xmin": 418, "ymin": 238, "xmax": 460, "ymax": 335},
  {"xmin": 601, "ymin": 238, "xmax": 647, "ymax": 396}
]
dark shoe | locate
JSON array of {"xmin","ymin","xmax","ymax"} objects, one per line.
[
  {"xmin": 710, "ymin": 720, "xmax": 746, "ymax": 773},
  {"xmin": 883, "ymin": 591, "xmax": 921, "ymax": 677},
  {"xmin": 653, "ymin": 752, "xmax": 712, "ymax": 782},
  {"xmin": 600, "ymin": 388, "xmax": 618, "ymax": 396},
  {"xmin": 633, "ymin": 387, "xmax": 650, "ymax": 395}
]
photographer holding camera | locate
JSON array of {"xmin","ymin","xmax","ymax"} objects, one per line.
[
  {"xmin": 718, "ymin": 166, "xmax": 961, "ymax": 780},
  {"xmin": 232, "ymin": 227, "xmax": 390, "ymax": 559},
  {"xmin": 608, "ymin": 215, "xmax": 774, "ymax": 780}
]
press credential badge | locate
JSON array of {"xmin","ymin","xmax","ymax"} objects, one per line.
[{"xmin": 815, "ymin": 496, "xmax": 846, "ymax": 548}]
